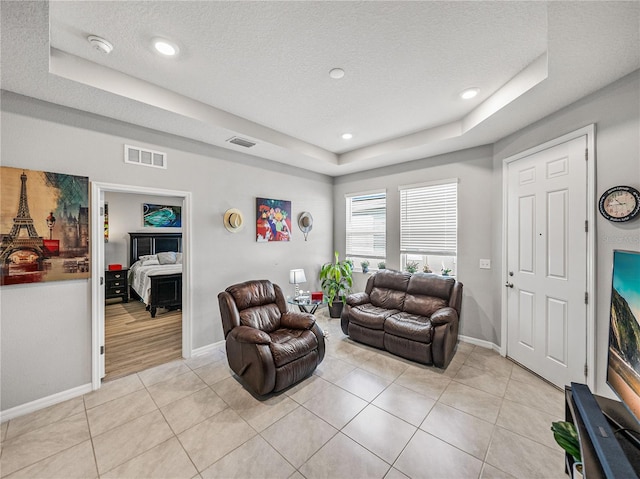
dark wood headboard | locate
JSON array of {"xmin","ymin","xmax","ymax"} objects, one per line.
[{"xmin": 129, "ymin": 232, "xmax": 182, "ymax": 267}]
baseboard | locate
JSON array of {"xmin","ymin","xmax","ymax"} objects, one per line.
[
  {"xmin": 191, "ymin": 339, "xmax": 225, "ymax": 357},
  {"xmin": 0, "ymin": 383, "xmax": 93, "ymax": 423},
  {"xmin": 459, "ymin": 335, "xmax": 501, "ymax": 354}
]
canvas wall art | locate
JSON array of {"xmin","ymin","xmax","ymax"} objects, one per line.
[
  {"xmin": 143, "ymin": 203, "xmax": 182, "ymax": 227},
  {"xmin": 0, "ymin": 166, "xmax": 90, "ymax": 285},
  {"xmin": 256, "ymin": 197, "xmax": 292, "ymax": 242}
]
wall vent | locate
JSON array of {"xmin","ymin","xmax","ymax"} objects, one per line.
[
  {"xmin": 226, "ymin": 136, "xmax": 257, "ymax": 148},
  {"xmin": 124, "ymin": 145, "xmax": 167, "ymax": 169}
]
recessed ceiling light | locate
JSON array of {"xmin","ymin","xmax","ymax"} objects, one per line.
[
  {"xmin": 153, "ymin": 38, "xmax": 179, "ymax": 56},
  {"xmin": 87, "ymin": 35, "xmax": 113, "ymax": 54},
  {"xmin": 460, "ymin": 88, "xmax": 479, "ymax": 100},
  {"xmin": 329, "ymin": 68, "xmax": 345, "ymax": 79},
  {"xmin": 341, "ymin": 133, "xmax": 353, "ymax": 140}
]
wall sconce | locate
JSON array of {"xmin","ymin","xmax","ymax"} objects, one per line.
[{"xmin": 289, "ymin": 268, "xmax": 307, "ymax": 298}]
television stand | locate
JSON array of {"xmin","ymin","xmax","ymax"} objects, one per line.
[{"xmin": 565, "ymin": 384, "xmax": 640, "ymax": 478}]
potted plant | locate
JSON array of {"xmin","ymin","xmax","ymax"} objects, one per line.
[
  {"xmin": 406, "ymin": 260, "xmax": 419, "ymax": 273},
  {"xmin": 360, "ymin": 260, "xmax": 370, "ymax": 273},
  {"xmin": 441, "ymin": 268, "xmax": 452, "ymax": 276},
  {"xmin": 377, "ymin": 261, "xmax": 386, "ymax": 270},
  {"xmin": 551, "ymin": 421, "xmax": 582, "ymax": 477},
  {"xmin": 423, "ymin": 264, "xmax": 432, "ymax": 273},
  {"xmin": 320, "ymin": 251, "xmax": 353, "ymax": 318}
]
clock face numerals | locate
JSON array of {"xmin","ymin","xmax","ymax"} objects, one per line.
[{"xmin": 599, "ymin": 186, "xmax": 640, "ymax": 222}]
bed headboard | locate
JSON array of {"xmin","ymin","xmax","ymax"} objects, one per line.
[{"xmin": 129, "ymin": 232, "xmax": 182, "ymax": 267}]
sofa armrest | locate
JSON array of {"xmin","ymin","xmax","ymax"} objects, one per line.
[
  {"xmin": 229, "ymin": 325, "xmax": 271, "ymax": 344},
  {"xmin": 346, "ymin": 292, "xmax": 370, "ymax": 307},
  {"xmin": 430, "ymin": 307, "xmax": 458, "ymax": 326},
  {"xmin": 281, "ymin": 311, "xmax": 316, "ymax": 330}
]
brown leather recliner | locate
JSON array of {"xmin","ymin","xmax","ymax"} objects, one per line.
[
  {"xmin": 218, "ymin": 279, "xmax": 325, "ymax": 396},
  {"xmin": 341, "ymin": 270, "xmax": 462, "ymax": 368}
]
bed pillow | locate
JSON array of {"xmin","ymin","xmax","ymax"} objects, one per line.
[
  {"xmin": 139, "ymin": 254, "xmax": 157, "ymax": 261},
  {"xmin": 175, "ymin": 252, "xmax": 183, "ymax": 264},
  {"xmin": 140, "ymin": 258, "xmax": 160, "ymax": 266},
  {"xmin": 157, "ymin": 251, "xmax": 177, "ymax": 264}
]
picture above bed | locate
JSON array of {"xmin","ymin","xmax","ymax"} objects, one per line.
[{"xmin": 129, "ymin": 232, "xmax": 182, "ymax": 318}]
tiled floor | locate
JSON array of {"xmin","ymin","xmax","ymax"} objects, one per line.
[{"xmin": 0, "ymin": 311, "xmax": 567, "ymax": 478}]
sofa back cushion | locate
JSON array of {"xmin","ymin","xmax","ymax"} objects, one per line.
[
  {"xmin": 403, "ymin": 274, "xmax": 455, "ymax": 317},
  {"xmin": 226, "ymin": 280, "xmax": 282, "ymax": 332},
  {"xmin": 368, "ymin": 270, "xmax": 410, "ymax": 310}
]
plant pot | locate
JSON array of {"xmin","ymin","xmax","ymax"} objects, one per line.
[
  {"xmin": 362, "ymin": 267, "xmax": 369, "ymax": 273},
  {"xmin": 328, "ymin": 301, "xmax": 344, "ymax": 318},
  {"xmin": 572, "ymin": 462, "xmax": 583, "ymax": 479}
]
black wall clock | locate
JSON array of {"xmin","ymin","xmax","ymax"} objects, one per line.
[{"xmin": 598, "ymin": 185, "xmax": 640, "ymax": 222}]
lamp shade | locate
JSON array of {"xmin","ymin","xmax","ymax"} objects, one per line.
[{"xmin": 289, "ymin": 269, "xmax": 307, "ymax": 284}]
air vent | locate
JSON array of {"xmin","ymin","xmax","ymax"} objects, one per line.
[
  {"xmin": 124, "ymin": 145, "xmax": 166, "ymax": 169},
  {"xmin": 226, "ymin": 136, "xmax": 257, "ymax": 148}
]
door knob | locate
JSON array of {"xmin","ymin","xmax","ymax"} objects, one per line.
[{"xmin": 505, "ymin": 282, "xmax": 514, "ymax": 288}]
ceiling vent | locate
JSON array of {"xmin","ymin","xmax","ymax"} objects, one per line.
[
  {"xmin": 227, "ymin": 136, "xmax": 257, "ymax": 148},
  {"xmin": 124, "ymin": 145, "xmax": 167, "ymax": 169}
]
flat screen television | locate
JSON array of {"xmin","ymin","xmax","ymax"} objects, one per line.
[{"xmin": 607, "ymin": 249, "xmax": 640, "ymax": 425}]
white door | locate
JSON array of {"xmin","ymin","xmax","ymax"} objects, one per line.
[
  {"xmin": 506, "ymin": 136, "xmax": 588, "ymax": 388},
  {"xmin": 98, "ymin": 193, "xmax": 106, "ymax": 379}
]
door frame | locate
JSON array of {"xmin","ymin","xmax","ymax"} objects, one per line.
[
  {"xmin": 90, "ymin": 182, "xmax": 192, "ymax": 390},
  {"xmin": 500, "ymin": 124, "xmax": 596, "ymax": 389}
]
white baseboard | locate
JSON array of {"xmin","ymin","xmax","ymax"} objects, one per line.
[
  {"xmin": 191, "ymin": 340, "xmax": 225, "ymax": 357},
  {"xmin": 1, "ymin": 383, "xmax": 93, "ymax": 423},
  {"xmin": 459, "ymin": 335, "xmax": 502, "ymax": 354}
]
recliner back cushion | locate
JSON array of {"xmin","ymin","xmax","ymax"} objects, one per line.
[
  {"xmin": 403, "ymin": 294, "xmax": 449, "ymax": 317},
  {"xmin": 370, "ymin": 287, "xmax": 406, "ymax": 310},
  {"xmin": 403, "ymin": 274, "xmax": 454, "ymax": 316},
  {"xmin": 227, "ymin": 280, "xmax": 277, "ymax": 310},
  {"xmin": 368, "ymin": 270, "xmax": 410, "ymax": 309},
  {"xmin": 239, "ymin": 304, "xmax": 282, "ymax": 332}
]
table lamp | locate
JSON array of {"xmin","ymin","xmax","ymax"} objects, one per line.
[{"xmin": 289, "ymin": 269, "xmax": 307, "ymax": 299}]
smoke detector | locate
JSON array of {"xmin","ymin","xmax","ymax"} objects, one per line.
[{"xmin": 87, "ymin": 35, "xmax": 113, "ymax": 54}]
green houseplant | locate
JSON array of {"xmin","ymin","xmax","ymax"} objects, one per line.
[
  {"xmin": 320, "ymin": 251, "xmax": 353, "ymax": 318},
  {"xmin": 377, "ymin": 261, "xmax": 386, "ymax": 270},
  {"xmin": 360, "ymin": 260, "xmax": 370, "ymax": 273},
  {"xmin": 406, "ymin": 260, "xmax": 419, "ymax": 273},
  {"xmin": 551, "ymin": 421, "xmax": 582, "ymax": 475}
]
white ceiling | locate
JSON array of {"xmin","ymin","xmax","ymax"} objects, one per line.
[{"xmin": 1, "ymin": 1, "xmax": 639, "ymax": 176}]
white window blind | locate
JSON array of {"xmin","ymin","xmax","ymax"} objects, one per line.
[
  {"xmin": 400, "ymin": 181, "xmax": 457, "ymax": 256},
  {"xmin": 346, "ymin": 191, "xmax": 386, "ymax": 259}
]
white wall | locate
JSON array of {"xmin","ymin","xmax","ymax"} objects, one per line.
[
  {"xmin": 104, "ymin": 192, "xmax": 182, "ymax": 267},
  {"xmin": 493, "ymin": 70, "xmax": 640, "ymax": 397},
  {"xmin": 334, "ymin": 145, "xmax": 497, "ymax": 343},
  {"xmin": 0, "ymin": 92, "xmax": 333, "ymax": 410}
]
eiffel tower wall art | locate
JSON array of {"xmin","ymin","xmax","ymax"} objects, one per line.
[{"xmin": 0, "ymin": 166, "xmax": 90, "ymax": 285}]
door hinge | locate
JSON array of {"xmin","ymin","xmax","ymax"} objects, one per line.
[
  {"xmin": 584, "ymin": 292, "xmax": 588, "ymax": 304},
  {"xmin": 100, "ymin": 276, "xmax": 104, "ymax": 285},
  {"xmin": 585, "ymin": 220, "xmax": 588, "ymax": 233},
  {"xmin": 100, "ymin": 206, "xmax": 104, "ymax": 216},
  {"xmin": 100, "ymin": 345, "xmax": 104, "ymax": 355},
  {"xmin": 585, "ymin": 148, "xmax": 588, "ymax": 161},
  {"xmin": 584, "ymin": 363, "xmax": 588, "ymax": 377}
]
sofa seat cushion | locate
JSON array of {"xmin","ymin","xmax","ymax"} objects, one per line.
[
  {"xmin": 269, "ymin": 328, "xmax": 318, "ymax": 367},
  {"xmin": 385, "ymin": 312, "xmax": 432, "ymax": 343},
  {"xmin": 349, "ymin": 304, "xmax": 400, "ymax": 330}
]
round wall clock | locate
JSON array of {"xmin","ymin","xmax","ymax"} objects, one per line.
[{"xmin": 598, "ymin": 185, "xmax": 640, "ymax": 222}]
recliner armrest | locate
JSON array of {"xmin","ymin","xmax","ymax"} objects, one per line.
[
  {"xmin": 430, "ymin": 307, "xmax": 458, "ymax": 326},
  {"xmin": 281, "ymin": 311, "xmax": 315, "ymax": 330},
  {"xmin": 346, "ymin": 292, "xmax": 370, "ymax": 306},
  {"xmin": 229, "ymin": 325, "xmax": 271, "ymax": 344}
]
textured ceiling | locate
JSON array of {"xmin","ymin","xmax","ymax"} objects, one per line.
[{"xmin": 1, "ymin": 1, "xmax": 639, "ymax": 176}]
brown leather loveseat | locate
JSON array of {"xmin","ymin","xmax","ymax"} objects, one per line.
[
  {"xmin": 218, "ymin": 279, "xmax": 325, "ymax": 395},
  {"xmin": 341, "ymin": 270, "xmax": 462, "ymax": 368}
]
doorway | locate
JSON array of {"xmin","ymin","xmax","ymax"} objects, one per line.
[
  {"xmin": 501, "ymin": 126, "xmax": 596, "ymax": 389},
  {"xmin": 91, "ymin": 182, "xmax": 192, "ymax": 390}
]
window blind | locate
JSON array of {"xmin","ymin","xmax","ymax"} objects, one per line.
[
  {"xmin": 345, "ymin": 192, "xmax": 386, "ymax": 259},
  {"xmin": 400, "ymin": 181, "xmax": 457, "ymax": 256}
]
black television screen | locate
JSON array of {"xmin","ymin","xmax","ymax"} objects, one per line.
[{"xmin": 607, "ymin": 249, "xmax": 640, "ymax": 424}]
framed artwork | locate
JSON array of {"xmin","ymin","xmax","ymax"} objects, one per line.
[
  {"xmin": 143, "ymin": 203, "xmax": 181, "ymax": 227},
  {"xmin": 0, "ymin": 166, "xmax": 90, "ymax": 285},
  {"xmin": 256, "ymin": 197, "xmax": 292, "ymax": 242},
  {"xmin": 104, "ymin": 202, "xmax": 109, "ymax": 242}
]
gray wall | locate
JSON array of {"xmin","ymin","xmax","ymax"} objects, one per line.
[
  {"xmin": 0, "ymin": 92, "xmax": 333, "ymax": 410},
  {"xmin": 493, "ymin": 70, "xmax": 640, "ymax": 396},
  {"xmin": 104, "ymin": 192, "xmax": 183, "ymax": 267},
  {"xmin": 334, "ymin": 145, "xmax": 497, "ymax": 344}
]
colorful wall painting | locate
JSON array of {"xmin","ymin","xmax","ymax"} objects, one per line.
[
  {"xmin": 256, "ymin": 197, "xmax": 292, "ymax": 242},
  {"xmin": 0, "ymin": 166, "xmax": 90, "ymax": 285},
  {"xmin": 143, "ymin": 203, "xmax": 182, "ymax": 228}
]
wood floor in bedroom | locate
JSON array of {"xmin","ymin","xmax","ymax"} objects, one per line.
[{"xmin": 104, "ymin": 299, "xmax": 182, "ymax": 382}]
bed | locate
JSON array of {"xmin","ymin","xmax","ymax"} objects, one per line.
[{"xmin": 128, "ymin": 232, "xmax": 182, "ymax": 318}]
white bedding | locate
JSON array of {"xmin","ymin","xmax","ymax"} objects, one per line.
[{"xmin": 129, "ymin": 261, "xmax": 182, "ymax": 305}]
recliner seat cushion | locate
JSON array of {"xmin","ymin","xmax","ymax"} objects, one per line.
[
  {"xmin": 385, "ymin": 312, "xmax": 433, "ymax": 343},
  {"xmin": 349, "ymin": 303, "xmax": 400, "ymax": 330},
  {"xmin": 269, "ymin": 328, "xmax": 318, "ymax": 367}
]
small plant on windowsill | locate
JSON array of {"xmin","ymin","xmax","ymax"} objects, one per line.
[
  {"xmin": 377, "ymin": 261, "xmax": 386, "ymax": 270},
  {"xmin": 423, "ymin": 264, "xmax": 432, "ymax": 273},
  {"xmin": 406, "ymin": 260, "xmax": 419, "ymax": 273},
  {"xmin": 441, "ymin": 268, "xmax": 452, "ymax": 276},
  {"xmin": 360, "ymin": 260, "xmax": 370, "ymax": 273}
]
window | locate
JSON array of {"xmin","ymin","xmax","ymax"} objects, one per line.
[
  {"xmin": 399, "ymin": 180, "xmax": 457, "ymax": 275},
  {"xmin": 345, "ymin": 191, "xmax": 386, "ymax": 269}
]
